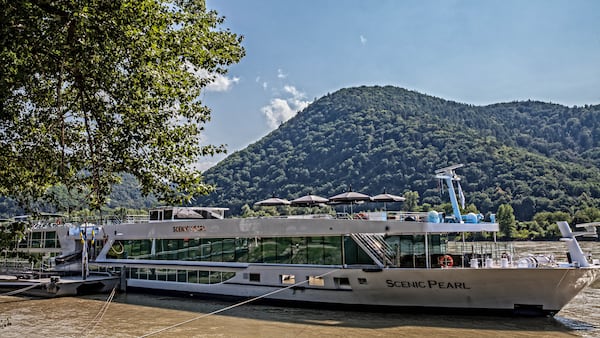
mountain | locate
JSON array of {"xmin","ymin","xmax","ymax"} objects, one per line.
[{"xmin": 197, "ymin": 86, "xmax": 600, "ymax": 220}]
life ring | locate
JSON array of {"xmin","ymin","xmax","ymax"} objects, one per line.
[
  {"xmin": 438, "ymin": 255, "xmax": 454, "ymax": 267},
  {"xmin": 109, "ymin": 241, "xmax": 124, "ymax": 256}
]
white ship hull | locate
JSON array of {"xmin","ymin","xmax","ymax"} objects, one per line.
[{"xmin": 122, "ymin": 264, "xmax": 598, "ymax": 315}]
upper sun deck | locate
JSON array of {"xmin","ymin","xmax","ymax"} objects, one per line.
[{"xmin": 103, "ymin": 209, "xmax": 498, "ymax": 242}]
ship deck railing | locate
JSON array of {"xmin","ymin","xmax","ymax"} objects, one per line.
[
  {"xmin": 256, "ymin": 214, "xmax": 335, "ymax": 219},
  {"xmin": 0, "ymin": 259, "xmax": 35, "ymax": 272},
  {"xmin": 334, "ymin": 211, "xmax": 430, "ymax": 221}
]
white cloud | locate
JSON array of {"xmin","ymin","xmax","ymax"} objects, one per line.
[
  {"xmin": 261, "ymin": 98, "xmax": 294, "ymax": 129},
  {"xmin": 195, "ymin": 157, "xmax": 224, "ymax": 171},
  {"xmin": 255, "ymin": 76, "xmax": 268, "ymax": 90},
  {"xmin": 261, "ymin": 85, "xmax": 311, "ymax": 129},
  {"xmin": 283, "ymin": 85, "xmax": 300, "ymax": 96},
  {"xmin": 277, "ymin": 68, "xmax": 287, "ymax": 79},
  {"xmin": 360, "ymin": 35, "xmax": 367, "ymax": 45},
  {"xmin": 184, "ymin": 63, "xmax": 239, "ymax": 92},
  {"xmin": 205, "ymin": 73, "xmax": 240, "ymax": 92}
]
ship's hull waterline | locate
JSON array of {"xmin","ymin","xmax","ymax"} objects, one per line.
[{"xmin": 119, "ymin": 264, "xmax": 598, "ymax": 315}]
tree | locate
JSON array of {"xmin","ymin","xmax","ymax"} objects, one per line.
[
  {"xmin": 0, "ymin": 0, "xmax": 245, "ymax": 212},
  {"xmin": 402, "ymin": 191, "xmax": 419, "ymax": 211},
  {"xmin": 573, "ymin": 207, "xmax": 600, "ymax": 224},
  {"xmin": 0, "ymin": 220, "xmax": 28, "ymax": 257},
  {"xmin": 497, "ymin": 204, "xmax": 516, "ymax": 239},
  {"xmin": 533, "ymin": 211, "xmax": 571, "ymax": 239}
]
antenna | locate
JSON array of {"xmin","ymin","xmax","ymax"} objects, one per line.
[
  {"xmin": 434, "ymin": 164, "xmax": 464, "ymax": 223},
  {"xmin": 434, "ymin": 164, "xmax": 464, "ymax": 175}
]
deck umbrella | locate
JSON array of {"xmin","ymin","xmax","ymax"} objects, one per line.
[
  {"xmin": 291, "ymin": 194, "xmax": 329, "ymax": 207},
  {"xmin": 328, "ymin": 189, "xmax": 371, "ymax": 215},
  {"xmin": 371, "ymin": 190, "xmax": 405, "ymax": 211},
  {"xmin": 254, "ymin": 196, "xmax": 291, "ymax": 206}
]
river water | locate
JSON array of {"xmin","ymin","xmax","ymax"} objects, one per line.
[{"xmin": 0, "ymin": 241, "xmax": 599, "ymax": 338}]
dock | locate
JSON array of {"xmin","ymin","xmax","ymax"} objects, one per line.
[{"xmin": 0, "ymin": 274, "xmax": 119, "ymax": 297}]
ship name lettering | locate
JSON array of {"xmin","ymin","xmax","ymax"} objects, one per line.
[
  {"xmin": 386, "ymin": 279, "xmax": 470, "ymax": 289},
  {"xmin": 172, "ymin": 225, "xmax": 206, "ymax": 232}
]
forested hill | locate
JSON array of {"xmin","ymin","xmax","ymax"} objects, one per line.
[{"xmin": 197, "ymin": 85, "xmax": 600, "ymax": 219}]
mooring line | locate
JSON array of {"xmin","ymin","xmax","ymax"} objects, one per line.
[
  {"xmin": 138, "ymin": 269, "xmax": 340, "ymax": 338},
  {"xmin": 81, "ymin": 286, "xmax": 117, "ymax": 336}
]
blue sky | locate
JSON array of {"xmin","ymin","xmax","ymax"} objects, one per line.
[{"xmin": 199, "ymin": 0, "xmax": 600, "ymax": 169}]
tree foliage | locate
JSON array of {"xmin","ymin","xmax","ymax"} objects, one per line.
[
  {"xmin": 402, "ymin": 191, "xmax": 419, "ymax": 211},
  {"xmin": 497, "ymin": 204, "xmax": 516, "ymax": 239},
  {"xmin": 0, "ymin": 0, "xmax": 244, "ymax": 211},
  {"xmin": 0, "ymin": 220, "xmax": 28, "ymax": 256}
]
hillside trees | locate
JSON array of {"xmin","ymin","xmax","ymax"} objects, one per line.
[
  {"xmin": 533, "ymin": 211, "xmax": 571, "ymax": 239},
  {"xmin": 497, "ymin": 204, "xmax": 516, "ymax": 239},
  {"xmin": 0, "ymin": 0, "xmax": 244, "ymax": 212},
  {"xmin": 199, "ymin": 87, "xmax": 600, "ymax": 217}
]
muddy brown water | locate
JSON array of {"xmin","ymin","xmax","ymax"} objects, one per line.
[{"xmin": 1, "ymin": 241, "xmax": 598, "ymax": 338}]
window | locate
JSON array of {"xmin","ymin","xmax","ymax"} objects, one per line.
[
  {"xmin": 222, "ymin": 272, "xmax": 235, "ymax": 281},
  {"xmin": 45, "ymin": 231, "xmax": 57, "ymax": 248},
  {"xmin": 334, "ymin": 277, "xmax": 351, "ymax": 289},
  {"xmin": 276, "ymin": 237, "xmax": 292, "ymax": 264},
  {"xmin": 156, "ymin": 269, "xmax": 167, "ymax": 281},
  {"xmin": 222, "ymin": 239, "xmax": 236, "ymax": 262},
  {"xmin": 291, "ymin": 238, "xmax": 307, "ymax": 264},
  {"xmin": 281, "ymin": 274, "xmax": 295, "ymax": 285},
  {"xmin": 199, "ymin": 271, "xmax": 210, "ymax": 283},
  {"xmin": 308, "ymin": 276, "xmax": 325, "ymax": 286},
  {"xmin": 177, "ymin": 270, "xmax": 187, "ymax": 283},
  {"xmin": 343, "ymin": 236, "xmax": 371, "ymax": 265},
  {"xmin": 167, "ymin": 269, "xmax": 177, "ymax": 282},
  {"xmin": 322, "ymin": 236, "xmax": 343, "ymax": 265},
  {"xmin": 234, "ymin": 238, "xmax": 249, "ymax": 263},
  {"xmin": 150, "ymin": 210, "xmax": 161, "ymax": 221},
  {"xmin": 31, "ymin": 232, "xmax": 42, "ymax": 248},
  {"xmin": 188, "ymin": 270, "xmax": 199, "ymax": 283},
  {"xmin": 209, "ymin": 271, "xmax": 222, "ymax": 284},
  {"xmin": 261, "ymin": 239, "xmax": 277, "ymax": 263},
  {"xmin": 249, "ymin": 273, "xmax": 260, "ymax": 282}
]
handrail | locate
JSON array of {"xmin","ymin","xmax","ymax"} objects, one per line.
[{"xmin": 350, "ymin": 233, "xmax": 396, "ymax": 268}]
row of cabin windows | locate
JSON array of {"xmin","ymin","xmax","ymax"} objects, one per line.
[
  {"xmin": 125, "ymin": 267, "xmax": 338, "ymax": 288},
  {"xmin": 18, "ymin": 231, "xmax": 60, "ymax": 249},
  {"xmin": 109, "ymin": 235, "xmax": 445, "ymax": 267},
  {"xmin": 111, "ymin": 236, "xmax": 365, "ymax": 265},
  {"xmin": 127, "ymin": 267, "xmax": 236, "ymax": 284}
]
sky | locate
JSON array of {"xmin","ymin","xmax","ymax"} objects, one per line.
[{"xmin": 198, "ymin": 0, "xmax": 600, "ymax": 170}]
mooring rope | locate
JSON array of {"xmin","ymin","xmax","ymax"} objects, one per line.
[
  {"xmin": 138, "ymin": 269, "xmax": 340, "ymax": 338},
  {"xmin": 81, "ymin": 286, "xmax": 117, "ymax": 336}
]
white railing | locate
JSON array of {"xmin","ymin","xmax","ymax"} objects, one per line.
[{"xmin": 350, "ymin": 233, "xmax": 396, "ymax": 268}]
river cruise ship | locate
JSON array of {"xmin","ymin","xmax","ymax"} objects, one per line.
[{"xmin": 16, "ymin": 165, "xmax": 600, "ymax": 315}]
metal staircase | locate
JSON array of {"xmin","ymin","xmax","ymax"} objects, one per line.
[{"xmin": 350, "ymin": 233, "xmax": 396, "ymax": 268}]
